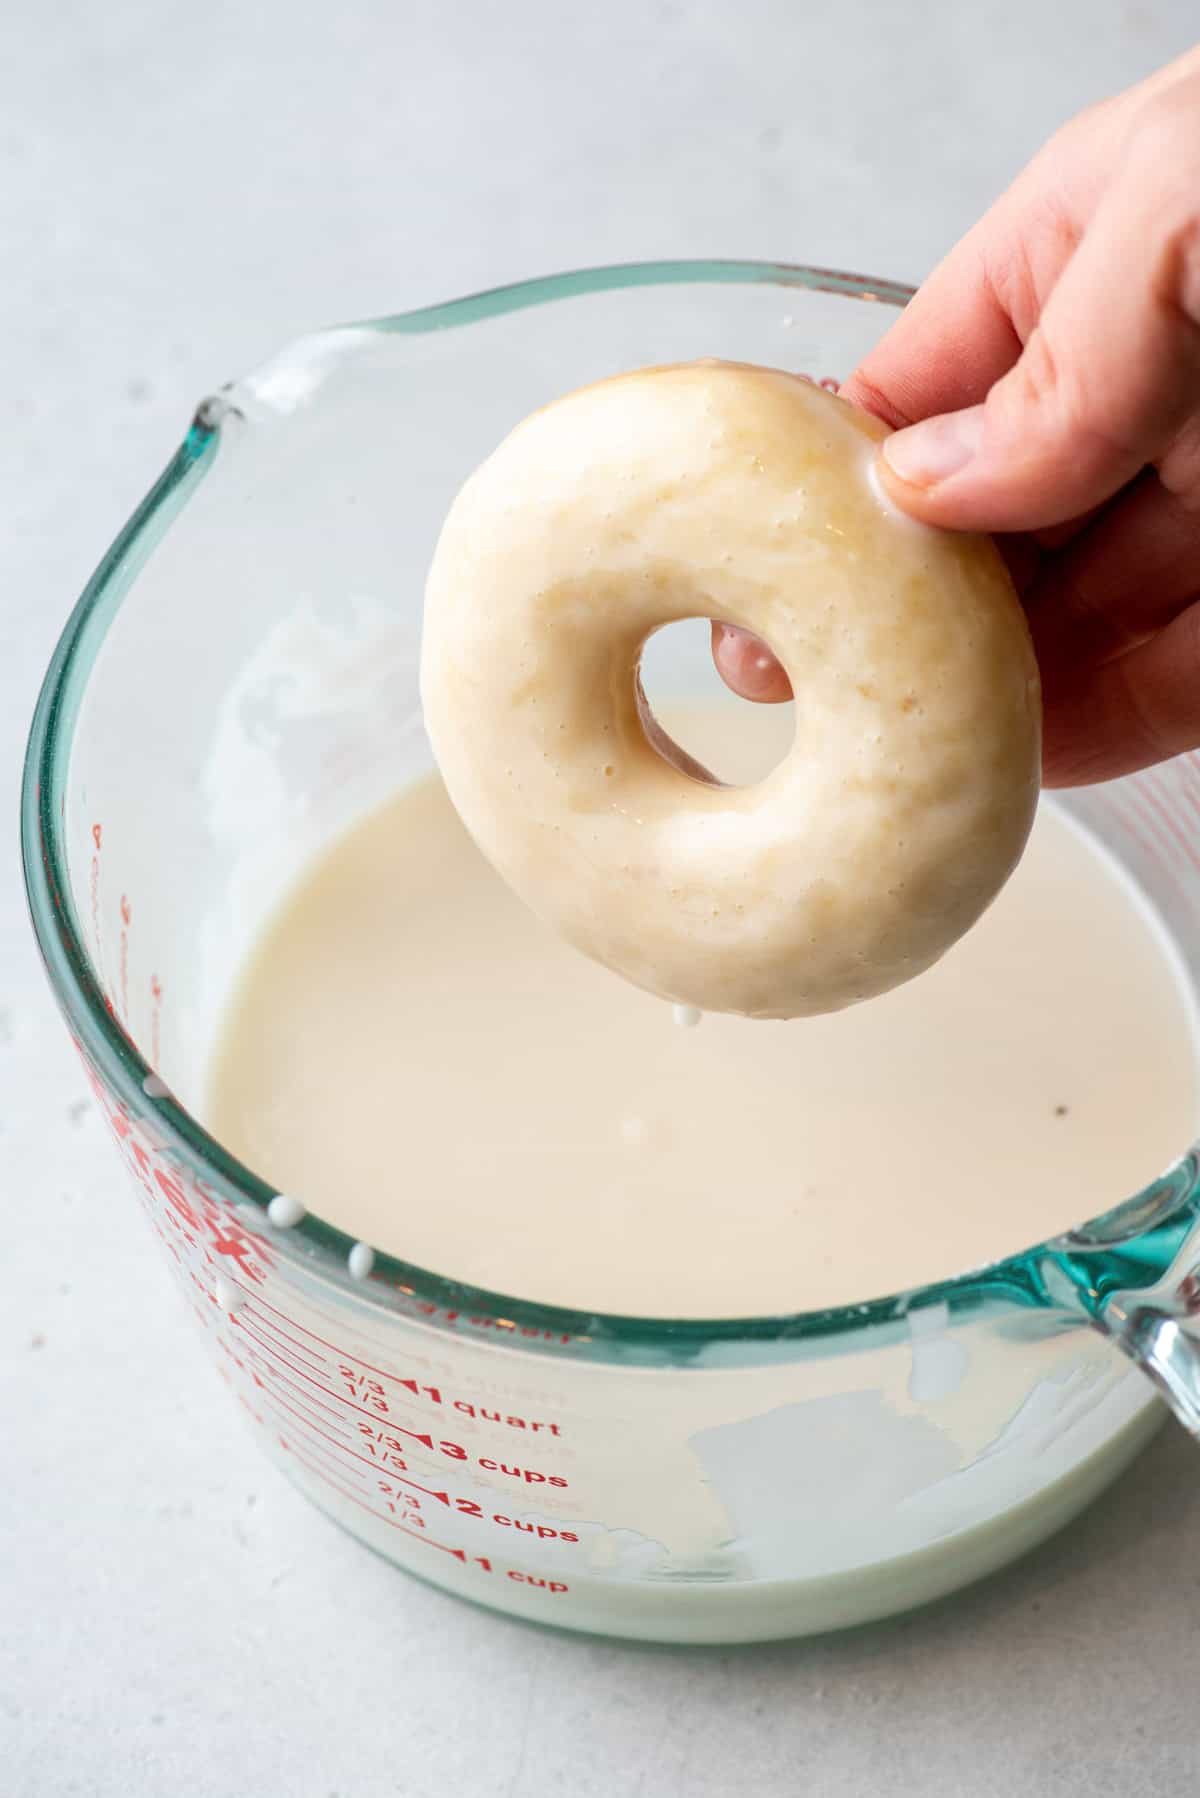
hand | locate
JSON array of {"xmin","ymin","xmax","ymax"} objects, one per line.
[{"xmin": 715, "ymin": 47, "xmax": 1200, "ymax": 786}]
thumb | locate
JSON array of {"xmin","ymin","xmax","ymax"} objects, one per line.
[{"xmin": 878, "ymin": 135, "xmax": 1200, "ymax": 532}]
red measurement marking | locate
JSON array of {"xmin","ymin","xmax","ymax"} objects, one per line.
[
  {"xmin": 1172, "ymin": 758, "xmax": 1200, "ymax": 837},
  {"xmin": 233, "ymin": 1319, "xmax": 436, "ymax": 1435},
  {"xmin": 1109, "ymin": 786, "xmax": 1187, "ymax": 907},
  {"xmin": 115, "ymin": 895, "xmax": 132, "ymax": 1021},
  {"xmin": 256, "ymin": 1375, "xmax": 355, "ymax": 1450},
  {"xmin": 1155, "ymin": 765, "xmax": 1200, "ymax": 871},
  {"xmin": 224, "ymin": 1287, "xmax": 565, "ymax": 1437},
  {"xmin": 283, "ymin": 1446, "xmax": 467, "ymax": 1561},
  {"xmin": 234, "ymin": 1340, "xmax": 320, "ymax": 1404},
  {"xmin": 232, "ymin": 1331, "xmax": 348, "ymax": 1425},
  {"xmin": 236, "ymin": 1318, "xmax": 338, "ymax": 1390},
  {"xmin": 150, "ymin": 973, "xmax": 162, "ymax": 1066},
  {"xmin": 505, "ymin": 1570, "xmax": 569, "ymax": 1594},
  {"xmin": 232, "ymin": 1316, "xmax": 567, "ymax": 1485},
  {"xmin": 448, "ymin": 1401, "xmax": 560, "ymax": 1436},
  {"xmin": 246, "ymin": 1310, "xmax": 328, "ymax": 1370},
  {"xmin": 386, "ymin": 1475, "xmax": 450, "ymax": 1507},
  {"xmin": 254, "ymin": 1359, "xmax": 342, "ymax": 1423},
  {"xmin": 1136, "ymin": 770, "xmax": 1200, "ymax": 877},
  {"xmin": 256, "ymin": 1384, "xmax": 427, "ymax": 1488},
  {"xmin": 338, "ymin": 1369, "xmax": 388, "ymax": 1405},
  {"xmin": 237, "ymin": 1393, "xmax": 264, "ymax": 1428},
  {"xmin": 382, "ymin": 1507, "xmax": 427, "ymax": 1530},
  {"xmin": 242, "ymin": 1286, "xmax": 554, "ymax": 1393},
  {"xmin": 362, "ymin": 1420, "xmax": 437, "ymax": 1453},
  {"xmin": 89, "ymin": 854, "xmax": 101, "ymax": 960},
  {"xmin": 357, "ymin": 1440, "xmax": 411, "ymax": 1473},
  {"xmin": 505, "ymin": 1571, "xmax": 569, "ymax": 1594},
  {"xmin": 267, "ymin": 1411, "xmax": 369, "ymax": 1488},
  {"xmin": 238, "ymin": 1286, "xmax": 425, "ymax": 1385}
]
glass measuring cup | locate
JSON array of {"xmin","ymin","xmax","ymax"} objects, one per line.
[{"xmin": 21, "ymin": 262, "xmax": 1200, "ymax": 1645}]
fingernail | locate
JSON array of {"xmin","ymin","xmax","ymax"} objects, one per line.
[{"xmin": 882, "ymin": 408, "xmax": 985, "ymax": 489}]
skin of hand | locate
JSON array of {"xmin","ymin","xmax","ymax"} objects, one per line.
[{"xmin": 714, "ymin": 46, "xmax": 1200, "ymax": 787}]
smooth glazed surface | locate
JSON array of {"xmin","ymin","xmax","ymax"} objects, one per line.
[{"xmin": 421, "ymin": 362, "xmax": 1042, "ymax": 1017}]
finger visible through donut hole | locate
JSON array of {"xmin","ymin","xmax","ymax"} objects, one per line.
[{"xmin": 636, "ymin": 617, "xmax": 795, "ymax": 787}]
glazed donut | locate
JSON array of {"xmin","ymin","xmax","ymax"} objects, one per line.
[{"xmin": 420, "ymin": 361, "xmax": 1041, "ymax": 1019}]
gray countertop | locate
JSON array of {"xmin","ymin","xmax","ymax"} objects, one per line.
[{"xmin": 4, "ymin": 3, "xmax": 1199, "ymax": 1792}]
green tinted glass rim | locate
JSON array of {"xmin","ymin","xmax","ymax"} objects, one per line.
[{"xmin": 20, "ymin": 258, "xmax": 1200, "ymax": 1363}]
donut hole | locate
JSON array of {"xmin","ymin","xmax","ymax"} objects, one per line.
[{"xmin": 638, "ymin": 618, "xmax": 794, "ymax": 787}]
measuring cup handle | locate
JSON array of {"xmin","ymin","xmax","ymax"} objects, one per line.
[{"xmin": 1091, "ymin": 1215, "xmax": 1200, "ymax": 1436}]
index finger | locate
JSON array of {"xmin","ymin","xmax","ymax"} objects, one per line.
[{"xmin": 839, "ymin": 219, "xmax": 1024, "ymax": 428}]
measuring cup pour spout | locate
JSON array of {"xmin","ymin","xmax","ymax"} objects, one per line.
[{"xmin": 1049, "ymin": 1152, "xmax": 1200, "ymax": 1437}]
